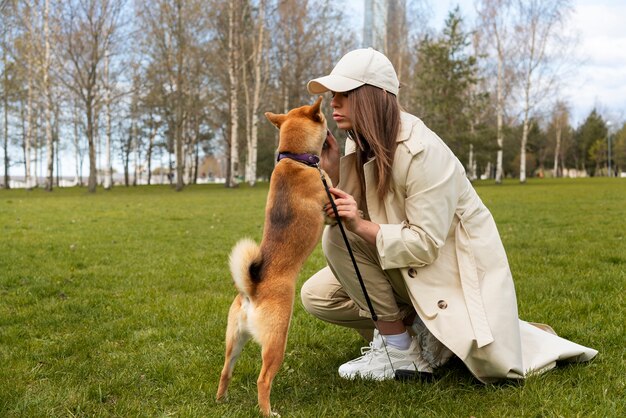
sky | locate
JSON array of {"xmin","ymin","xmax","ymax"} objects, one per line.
[
  {"xmin": 346, "ymin": 0, "xmax": 626, "ymax": 128},
  {"xmin": 8, "ymin": 0, "xmax": 626, "ymax": 179}
]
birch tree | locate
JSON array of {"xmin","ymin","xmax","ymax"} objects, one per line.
[
  {"xmin": 57, "ymin": 0, "xmax": 124, "ymax": 193},
  {"xmin": 242, "ymin": 0, "xmax": 267, "ymax": 187},
  {"xmin": 42, "ymin": 0, "xmax": 54, "ymax": 191},
  {"xmin": 225, "ymin": 0, "xmax": 240, "ymax": 188},
  {"xmin": 476, "ymin": 0, "xmax": 517, "ymax": 183},
  {"xmin": 72, "ymin": 97, "xmax": 85, "ymax": 185},
  {"xmin": 2, "ymin": 25, "xmax": 11, "ymax": 188},
  {"xmin": 513, "ymin": 0, "xmax": 573, "ymax": 183},
  {"xmin": 8, "ymin": 0, "xmax": 61, "ymax": 190},
  {"xmin": 21, "ymin": 3, "xmax": 35, "ymax": 189},
  {"xmin": 550, "ymin": 100, "xmax": 569, "ymax": 177},
  {"xmin": 103, "ymin": 48, "xmax": 113, "ymax": 189},
  {"xmin": 136, "ymin": 0, "xmax": 209, "ymax": 190}
]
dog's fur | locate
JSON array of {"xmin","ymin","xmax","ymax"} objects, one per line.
[{"xmin": 216, "ymin": 97, "xmax": 331, "ymax": 417}]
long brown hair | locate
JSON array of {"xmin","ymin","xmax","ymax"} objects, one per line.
[{"xmin": 347, "ymin": 85, "xmax": 401, "ymax": 200}]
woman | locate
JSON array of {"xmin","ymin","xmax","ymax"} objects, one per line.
[{"xmin": 301, "ymin": 48, "xmax": 597, "ymax": 381}]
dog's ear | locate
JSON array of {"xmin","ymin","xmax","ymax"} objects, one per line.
[
  {"xmin": 265, "ymin": 112, "xmax": 286, "ymax": 129},
  {"xmin": 308, "ymin": 96, "xmax": 324, "ymax": 122}
]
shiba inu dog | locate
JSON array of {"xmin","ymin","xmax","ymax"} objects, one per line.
[{"xmin": 216, "ymin": 97, "xmax": 331, "ymax": 417}]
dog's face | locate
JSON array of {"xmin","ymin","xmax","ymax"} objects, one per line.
[{"xmin": 265, "ymin": 96, "xmax": 327, "ymax": 154}]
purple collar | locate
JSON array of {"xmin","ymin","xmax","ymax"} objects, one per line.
[{"xmin": 276, "ymin": 152, "xmax": 320, "ymax": 167}]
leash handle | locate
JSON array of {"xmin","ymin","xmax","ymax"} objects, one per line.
[{"xmin": 320, "ymin": 173, "xmax": 378, "ymax": 322}]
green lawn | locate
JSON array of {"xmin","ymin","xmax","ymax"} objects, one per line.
[{"xmin": 1, "ymin": 178, "xmax": 624, "ymax": 417}]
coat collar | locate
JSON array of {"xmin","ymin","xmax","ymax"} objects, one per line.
[
  {"xmin": 397, "ymin": 112, "xmax": 424, "ymax": 155},
  {"xmin": 397, "ymin": 112, "xmax": 416, "ymax": 143}
]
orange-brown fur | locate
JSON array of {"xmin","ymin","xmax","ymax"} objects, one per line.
[{"xmin": 216, "ymin": 97, "xmax": 331, "ymax": 417}]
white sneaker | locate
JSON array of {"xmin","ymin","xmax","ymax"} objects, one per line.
[{"xmin": 338, "ymin": 330, "xmax": 433, "ymax": 380}]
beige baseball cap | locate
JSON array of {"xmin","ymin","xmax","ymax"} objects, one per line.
[{"xmin": 307, "ymin": 48, "xmax": 399, "ymax": 96}]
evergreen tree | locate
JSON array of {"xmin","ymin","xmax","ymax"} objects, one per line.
[
  {"xmin": 574, "ymin": 109, "xmax": 607, "ymax": 176},
  {"xmin": 412, "ymin": 7, "xmax": 485, "ymax": 163},
  {"xmin": 612, "ymin": 123, "xmax": 626, "ymax": 175}
]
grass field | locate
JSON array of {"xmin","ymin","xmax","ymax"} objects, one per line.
[{"xmin": 1, "ymin": 178, "xmax": 624, "ymax": 417}]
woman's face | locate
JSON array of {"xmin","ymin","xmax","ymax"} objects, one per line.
[{"xmin": 330, "ymin": 91, "xmax": 353, "ymax": 130}]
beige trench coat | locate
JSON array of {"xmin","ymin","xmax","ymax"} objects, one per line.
[{"xmin": 336, "ymin": 112, "xmax": 597, "ymax": 382}]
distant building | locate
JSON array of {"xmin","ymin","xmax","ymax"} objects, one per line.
[
  {"xmin": 362, "ymin": 0, "xmax": 407, "ymax": 79},
  {"xmin": 198, "ymin": 155, "xmax": 225, "ymax": 181},
  {"xmin": 363, "ymin": 0, "xmax": 388, "ymax": 50}
]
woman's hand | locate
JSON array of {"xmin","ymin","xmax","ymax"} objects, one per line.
[
  {"xmin": 325, "ymin": 187, "xmax": 380, "ymax": 245},
  {"xmin": 321, "ymin": 130, "xmax": 340, "ymax": 185}
]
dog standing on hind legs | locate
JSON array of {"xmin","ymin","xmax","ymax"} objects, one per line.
[{"xmin": 216, "ymin": 97, "xmax": 332, "ymax": 417}]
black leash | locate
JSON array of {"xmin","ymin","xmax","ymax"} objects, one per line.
[{"xmin": 319, "ymin": 173, "xmax": 379, "ymax": 322}]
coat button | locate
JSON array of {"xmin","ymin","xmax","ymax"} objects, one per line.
[
  {"xmin": 408, "ymin": 268, "xmax": 417, "ymax": 278},
  {"xmin": 437, "ymin": 300, "xmax": 448, "ymax": 309}
]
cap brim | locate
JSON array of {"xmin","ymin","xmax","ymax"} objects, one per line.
[{"xmin": 307, "ymin": 75, "xmax": 365, "ymax": 94}]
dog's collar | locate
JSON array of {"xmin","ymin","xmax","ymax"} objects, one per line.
[{"xmin": 276, "ymin": 152, "xmax": 320, "ymax": 167}]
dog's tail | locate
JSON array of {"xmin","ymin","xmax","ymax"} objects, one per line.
[{"xmin": 229, "ymin": 238, "xmax": 263, "ymax": 297}]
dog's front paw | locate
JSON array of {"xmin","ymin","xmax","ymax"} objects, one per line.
[{"xmin": 323, "ymin": 213, "xmax": 337, "ymax": 226}]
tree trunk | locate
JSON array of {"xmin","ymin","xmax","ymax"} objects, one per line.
[
  {"xmin": 174, "ymin": 1, "xmax": 185, "ymax": 191},
  {"xmin": 25, "ymin": 58, "xmax": 33, "ymax": 189},
  {"xmin": 553, "ymin": 121, "xmax": 562, "ymax": 177},
  {"xmin": 226, "ymin": 0, "xmax": 239, "ymax": 188},
  {"xmin": 246, "ymin": 0, "xmax": 265, "ymax": 186},
  {"xmin": 168, "ymin": 151, "xmax": 174, "ymax": 185},
  {"xmin": 494, "ymin": 24, "xmax": 504, "ymax": 184},
  {"xmin": 519, "ymin": 43, "xmax": 534, "ymax": 184},
  {"xmin": 193, "ymin": 138, "xmax": 199, "ymax": 184},
  {"xmin": 520, "ymin": 113, "xmax": 529, "ymax": 183},
  {"xmin": 104, "ymin": 49, "xmax": 113, "ymax": 190},
  {"xmin": 44, "ymin": 0, "xmax": 54, "ymax": 192},
  {"xmin": 123, "ymin": 127, "xmax": 131, "ymax": 187},
  {"xmin": 87, "ymin": 94, "xmax": 98, "ymax": 193},
  {"xmin": 147, "ymin": 115, "xmax": 156, "ymax": 185},
  {"xmin": 73, "ymin": 100, "xmax": 82, "ymax": 186},
  {"xmin": 2, "ymin": 41, "xmax": 9, "ymax": 189}
]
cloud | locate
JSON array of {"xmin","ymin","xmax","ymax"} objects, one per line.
[{"xmin": 566, "ymin": 0, "xmax": 626, "ymax": 122}]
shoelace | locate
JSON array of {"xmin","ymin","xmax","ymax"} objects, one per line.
[{"xmin": 357, "ymin": 341, "xmax": 385, "ymax": 361}]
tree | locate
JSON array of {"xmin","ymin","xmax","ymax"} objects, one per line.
[
  {"xmin": 513, "ymin": 0, "xmax": 574, "ymax": 183},
  {"xmin": 17, "ymin": 2, "xmax": 36, "ymax": 189},
  {"xmin": 1, "ymin": 17, "xmax": 12, "ymax": 188},
  {"xmin": 525, "ymin": 117, "xmax": 548, "ymax": 176},
  {"xmin": 136, "ymin": 0, "xmax": 210, "ymax": 191},
  {"xmin": 57, "ymin": 0, "xmax": 124, "ymax": 193},
  {"xmin": 8, "ymin": 1, "xmax": 68, "ymax": 191},
  {"xmin": 412, "ymin": 7, "xmax": 484, "ymax": 162},
  {"xmin": 612, "ymin": 123, "xmax": 626, "ymax": 175},
  {"xmin": 102, "ymin": 48, "xmax": 113, "ymax": 189},
  {"xmin": 225, "ymin": 0, "xmax": 240, "ymax": 188},
  {"xmin": 548, "ymin": 100, "xmax": 570, "ymax": 177},
  {"xmin": 476, "ymin": 0, "xmax": 517, "ymax": 183},
  {"xmin": 42, "ymin": 0, "xmax": 54, "ymax": 191},
  {"xmin": 242, "ymin": 0, "xmax": 267, "ymax": 187},
  {"xmin": 575, "ymin": 109, "xmax": 606, "ymax": 176},
  {"xmin": 467, "ymin": 29, "xmax": 495, "ymax": 180}
]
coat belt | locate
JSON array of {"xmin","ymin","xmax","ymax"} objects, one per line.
[{"xmin": 455, "ymin": 218, "xmax": 494, "ymax": 348}]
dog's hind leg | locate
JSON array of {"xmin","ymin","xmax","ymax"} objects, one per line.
[
  {"xmin": 216, "ymin": 295, "xmax": 251, "ymax": 402},
  {"xmin": 257, "ymin": 327, "xmax": 289, "ymax": 417}
]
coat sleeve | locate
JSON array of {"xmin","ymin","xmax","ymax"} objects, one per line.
[{"xmin": 376, "ymin": 135, "xmax": 465, "ymax": 270}]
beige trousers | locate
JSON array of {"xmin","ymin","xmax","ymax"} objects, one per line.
[{"xmin": 301, "ymin": 224, "xmax": 415, "ymax": 338}]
